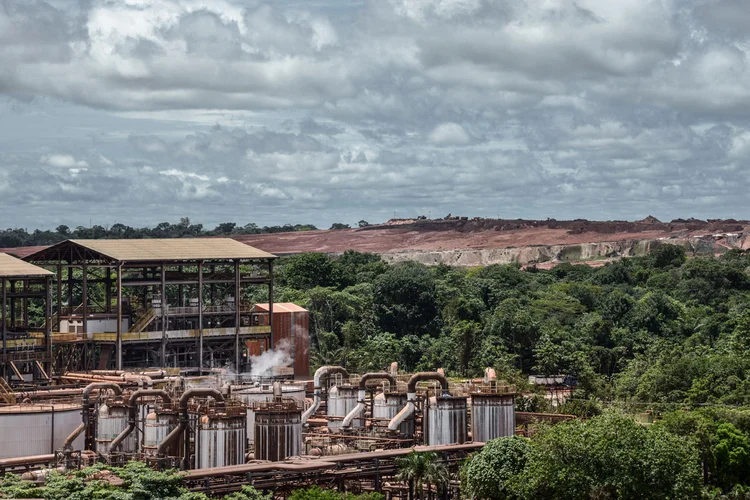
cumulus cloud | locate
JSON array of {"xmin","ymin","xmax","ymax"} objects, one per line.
[{"xmin": 0, "ymin": 0, "xmax": 749, "ymax": 228}]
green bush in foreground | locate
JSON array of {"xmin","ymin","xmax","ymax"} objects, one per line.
[{"xmin": 464, "ymin": 412, "xmax": 702, "ymax": 500}]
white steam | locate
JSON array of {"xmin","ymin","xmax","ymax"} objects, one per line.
[{"xmin": 247, "ymin": 340, "xmax": 293, "ymax": 379}]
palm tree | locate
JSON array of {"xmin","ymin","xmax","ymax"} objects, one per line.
[
  {"xmin": 397, "ymin": 452, "xmax": 448, "ymax": 500},
  {"xmin": 424, "ymin": 455, "xmax": 449, "ymax": 500}
]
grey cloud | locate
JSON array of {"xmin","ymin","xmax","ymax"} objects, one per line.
[{"xmin": 1, "ymin": 0, "xmax": 750, "ymax": 228}]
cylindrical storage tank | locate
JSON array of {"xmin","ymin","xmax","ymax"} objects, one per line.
[
  {"xmin": 471, "ymin": 394, "xmax": 515, "ymax": 442},
  {"xmin": 96, "ymin": 402, "xmax": 136, "ymax": 455},
  {"xmin": 373, "ymin": 393, "xmax": 413, "ymax": 437},
  {"xmin": 254, "ymin": 402, "xmax": 302, "ymax": 462},
  {"xmin": 143, "ymin": 410, "xmax": 180, "ymax": 457},
  {"xmin": 195, "ymin": 413, "xmax": 246, "ymax": 469},
  {"xmin": 425, "ymin": 396, "xmax": 467, "ymax": 446},
  {"xmin": 327, "ymin": 385, "xmax": 359, "ymax": 431},
  {"xmin": 0, "ymin": 403, "xmax": 84, "ymax": 459},
  {"xmin": 234, "ymin": 384, "xmax": 306, "ymax": 445}
]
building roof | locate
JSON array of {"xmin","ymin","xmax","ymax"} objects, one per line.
[
  {"xmin": 254, "ymin": 303, "xmax": 308, "ymax": 313},
  {"xmin": 26, "ymin": 238, "xmax": 276, "ymax": 263},
  {"xmin": 0, "ymin": 253, "xmax": 53, "ymax": 278}
]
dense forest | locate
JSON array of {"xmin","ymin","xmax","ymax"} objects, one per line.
[
  {"xmin": 0, "ymin": 218, "xmax": 324, "ymax": 248},
  {"xmin": 263, "ymin": 245, "xmax": 750, "ymax": 411},
  {"xmin": 257, "ymin": 245, "xmax": 750, "ymax": 496}
]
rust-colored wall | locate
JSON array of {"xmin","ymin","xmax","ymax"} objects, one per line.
[{"xmin": 247, "ymin": 304, "xmax": 310, "ymax": 377}]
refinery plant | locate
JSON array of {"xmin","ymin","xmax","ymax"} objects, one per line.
[{"xmin": 0, "ymin": 237, "xmax": 518, "ymax": 495}]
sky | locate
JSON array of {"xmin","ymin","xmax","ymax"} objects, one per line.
[{"xmin": 1, "ymin": 0, "xmax": 749, "ymax": 230}]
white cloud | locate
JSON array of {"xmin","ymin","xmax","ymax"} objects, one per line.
[
  {"xmin": 40, "ymin": 154, "xmax": 89, "ymax": 168},
  {"xmin": 429, "ymin": 123, "xmax": 470, "ymax": 146}
]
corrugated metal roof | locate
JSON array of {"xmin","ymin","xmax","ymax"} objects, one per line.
[
  {"xmin": 66, "ymin": 238, "xmax": 276, "ymax": 262},
  {"xmin": 0, "ymin": 253, "xmax": 53, "ymax": 278},
  {"xmin": 254, "ymin": 303, "xmax": 308, "ymax": 313}
]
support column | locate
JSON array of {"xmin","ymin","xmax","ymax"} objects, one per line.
[
  {"xmin": 9, "ymin": 281, "xmax": 14, "ymax": 332},
  {"xmin": 45, "ymin": 275, "xmax": 52, "ymax": 377},
  {"xmin": 198, "ymin": 261, "xmax": 203, "ymax": 372},
  {"xmin": 56, "ymin": 264, "xmax": 62, "ymax": 331},
  {"xmin": 81, "ymin": 263, "xmax": 88, "ymax": 338},
  {"xmin": 66, "ymin": 268, "xmax": 73, "ymax": 321},
  {"xmin": 268, "ymin": 260, "xmax": 274, "ymax": 351},
  {"xmin": 2, "ymin": 279, "xmax": 6, "ymax": 380},
  {"xmin": 116, "ymin": 262, "xmax": 123, "ymax": 370},
  {"xmin": 105, "ymin": 268, "xmax": 112, "ymax": 314},
  {"xmin": 235, "ymin": 261, "xmax": 241, "ymax": 372},
  {"xmin": 161, "ymin": 263, "xmax": 166, "ymax": 367}
]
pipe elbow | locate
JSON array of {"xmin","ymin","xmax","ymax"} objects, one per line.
[{"xmin": 406, "ymin": 372, "xmax": 449, "ymax": 394}]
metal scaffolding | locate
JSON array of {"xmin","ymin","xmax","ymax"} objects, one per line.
[
  {"xmin": 24, "ymin": 238, "xmax": 276, "ymax": 375},
  {"xmin": 0, "ymin": 254, "xmax": 54, "ymax": 388}
]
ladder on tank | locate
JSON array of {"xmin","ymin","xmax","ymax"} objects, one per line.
[{"xmin": 0, "ymin": 376, "xmax": 16, "ymax": 404}]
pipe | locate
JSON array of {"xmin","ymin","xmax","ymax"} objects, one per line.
[
  {"xmin": 484, "ymin": 367, "xmax": 497, "ymax": 383},
  {"xmin": 302, "ymin": 366, "xmax": 349, "ymax": 424},
  {"xmin": 110, "ymin": 389, "xmax": 172, "ymax": 453},
  {"xmin": 156, "ymin": 388, "xmax": 225, "ymax": 469},
  {"xmin": 342, "ymin": 373, "xmax": 397, "ymax": 429},
  {"xmin": 390, "ymin": 362, "xmax": 399, "ymax": 377},
  {"xmin": 388, "ymin": 372, "xmax": 449, "ymax": 432},
  {"xmin": 17, "ymin": 388, "xmax": 85, "ymax": 400},
  {"xmin": 63, "ymin": 383, "xmax": 122, "ymax": 451},
  {"xmin": 272, "ymin": 381, "xmax": 282, "ymax": 401}
]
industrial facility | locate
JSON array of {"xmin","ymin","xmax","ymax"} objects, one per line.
[{"xmin": 0, "ymin": 238, "xmax": 522, "ymax": 497}]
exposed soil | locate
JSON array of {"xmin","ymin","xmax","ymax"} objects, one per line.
[{"xmin": 233, "ymin": 218, "xmax": 749, "ymax": 255}]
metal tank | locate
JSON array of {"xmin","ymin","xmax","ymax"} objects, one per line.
[
  {"xmin": 471, "ymin": 393, "xmax": 516, "ymax": 442},
  {"xmin": 425, "ymin": 396, "xmax": 468, "ymax": 446},
  {"xmin": 143, "ymin": 410, "xmax": 180, "ymax": 457},
  {"xmin": 195, "ymin": 408, "xmax": 247, "ymax": 469},
  {"xmin": 233, "ymin": 384, "xmax": 305, "ymax": 445},
  {"xmin": 253, "ymin": 400, "xmax": 302, "ymax": 462},
  {"xmin": 96, "ymin": 401, "xmax": 137, "ymax": 455},
  {"xmin": 327, "ymin": 385, "xmax": 360, "ymax": 431},
  {"xmin": 373, "ymin": 392, "xmax": 413, "ymax": 436},
  {"xmin": 0, "ymin": 403, "xmax": 85, "ymax": 459}
]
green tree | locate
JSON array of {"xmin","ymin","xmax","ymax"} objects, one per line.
[
  {"xmin": 463, "ymin": 436, "xmax": 531, "ymax": 500},
  {"xmin": 520, "ymin": 412, "xmax": 702, "ymax": 499},
  {"xmin": 397, "ymin": 452, "xmax": 446, "ymax": 500}
]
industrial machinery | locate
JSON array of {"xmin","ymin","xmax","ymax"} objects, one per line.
[{"xmin": 253, "ymin": 382, "xmax": 303, "ymax": 462}]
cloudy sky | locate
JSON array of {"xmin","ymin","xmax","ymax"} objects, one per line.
[{"xmin": 1, "ymin": 0, "xmax": 749, "ymax": 229}]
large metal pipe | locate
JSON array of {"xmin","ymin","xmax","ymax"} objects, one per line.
[
  {"xmin": 301, "ymin": 366, "xmax": 349, "ymax": 424},
  {"xmin": 156, "ymin": 388, "xmax": 225, "ymax": 469},
  {"xmin": 388, "ymin": 372, "xmax": 449, "ymax": 432},
  {"xmin": 342, "ymin": 373, "xmax": 397, "ymax": 429},
  {"xmin": 110, "ymin": 389, "xmax": 172, "ymax": 452},
  {"xmin": 63, "ymin": 383, "xmax": 123, "ymax": 451}
]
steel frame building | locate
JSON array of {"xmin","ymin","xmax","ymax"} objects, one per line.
[
  {"xmin": 0, "ymin": 253, "xmax": 53, "ymax": 389},
  {"xmin": 24, "ymin": 239, "xmax": 276, "ymax": 374}
]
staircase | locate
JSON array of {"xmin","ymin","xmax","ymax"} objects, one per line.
[
  {"xmin": 0, "ymin": 377, "xmax": 16, "ymax": 405},
  {"xmin": 129, "ymin": 309, "xmax": 156, "ymax": 333}
]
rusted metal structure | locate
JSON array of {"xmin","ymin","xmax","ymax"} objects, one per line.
[
  {"xmin": 0, "ymin": 254, "xmax": 54, "ymax": 388},
  {"xmin": 470, "ymin": 393, "xmax": 515, "ymax": 442},
  {"xmin": 254, "ymin": 398, "xmax": 303, "ymax": 462},
  {"xmin": 23, "ymin": 239, "xmax": 276, "ymax": 374},
  {"xmin": 249, "ymin": 303, "xmax": 310, "ymax": 377},
  {"xmin": 183, "ymin": 443, "xmax": 482, "ymax": 497},
  {"xmin": 195, "ymin": 402, "xmax": 247, "ymax": 469},
  {"xmin": 424, "ymin": 396, "xmax": 468, "ymax": 446}
]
